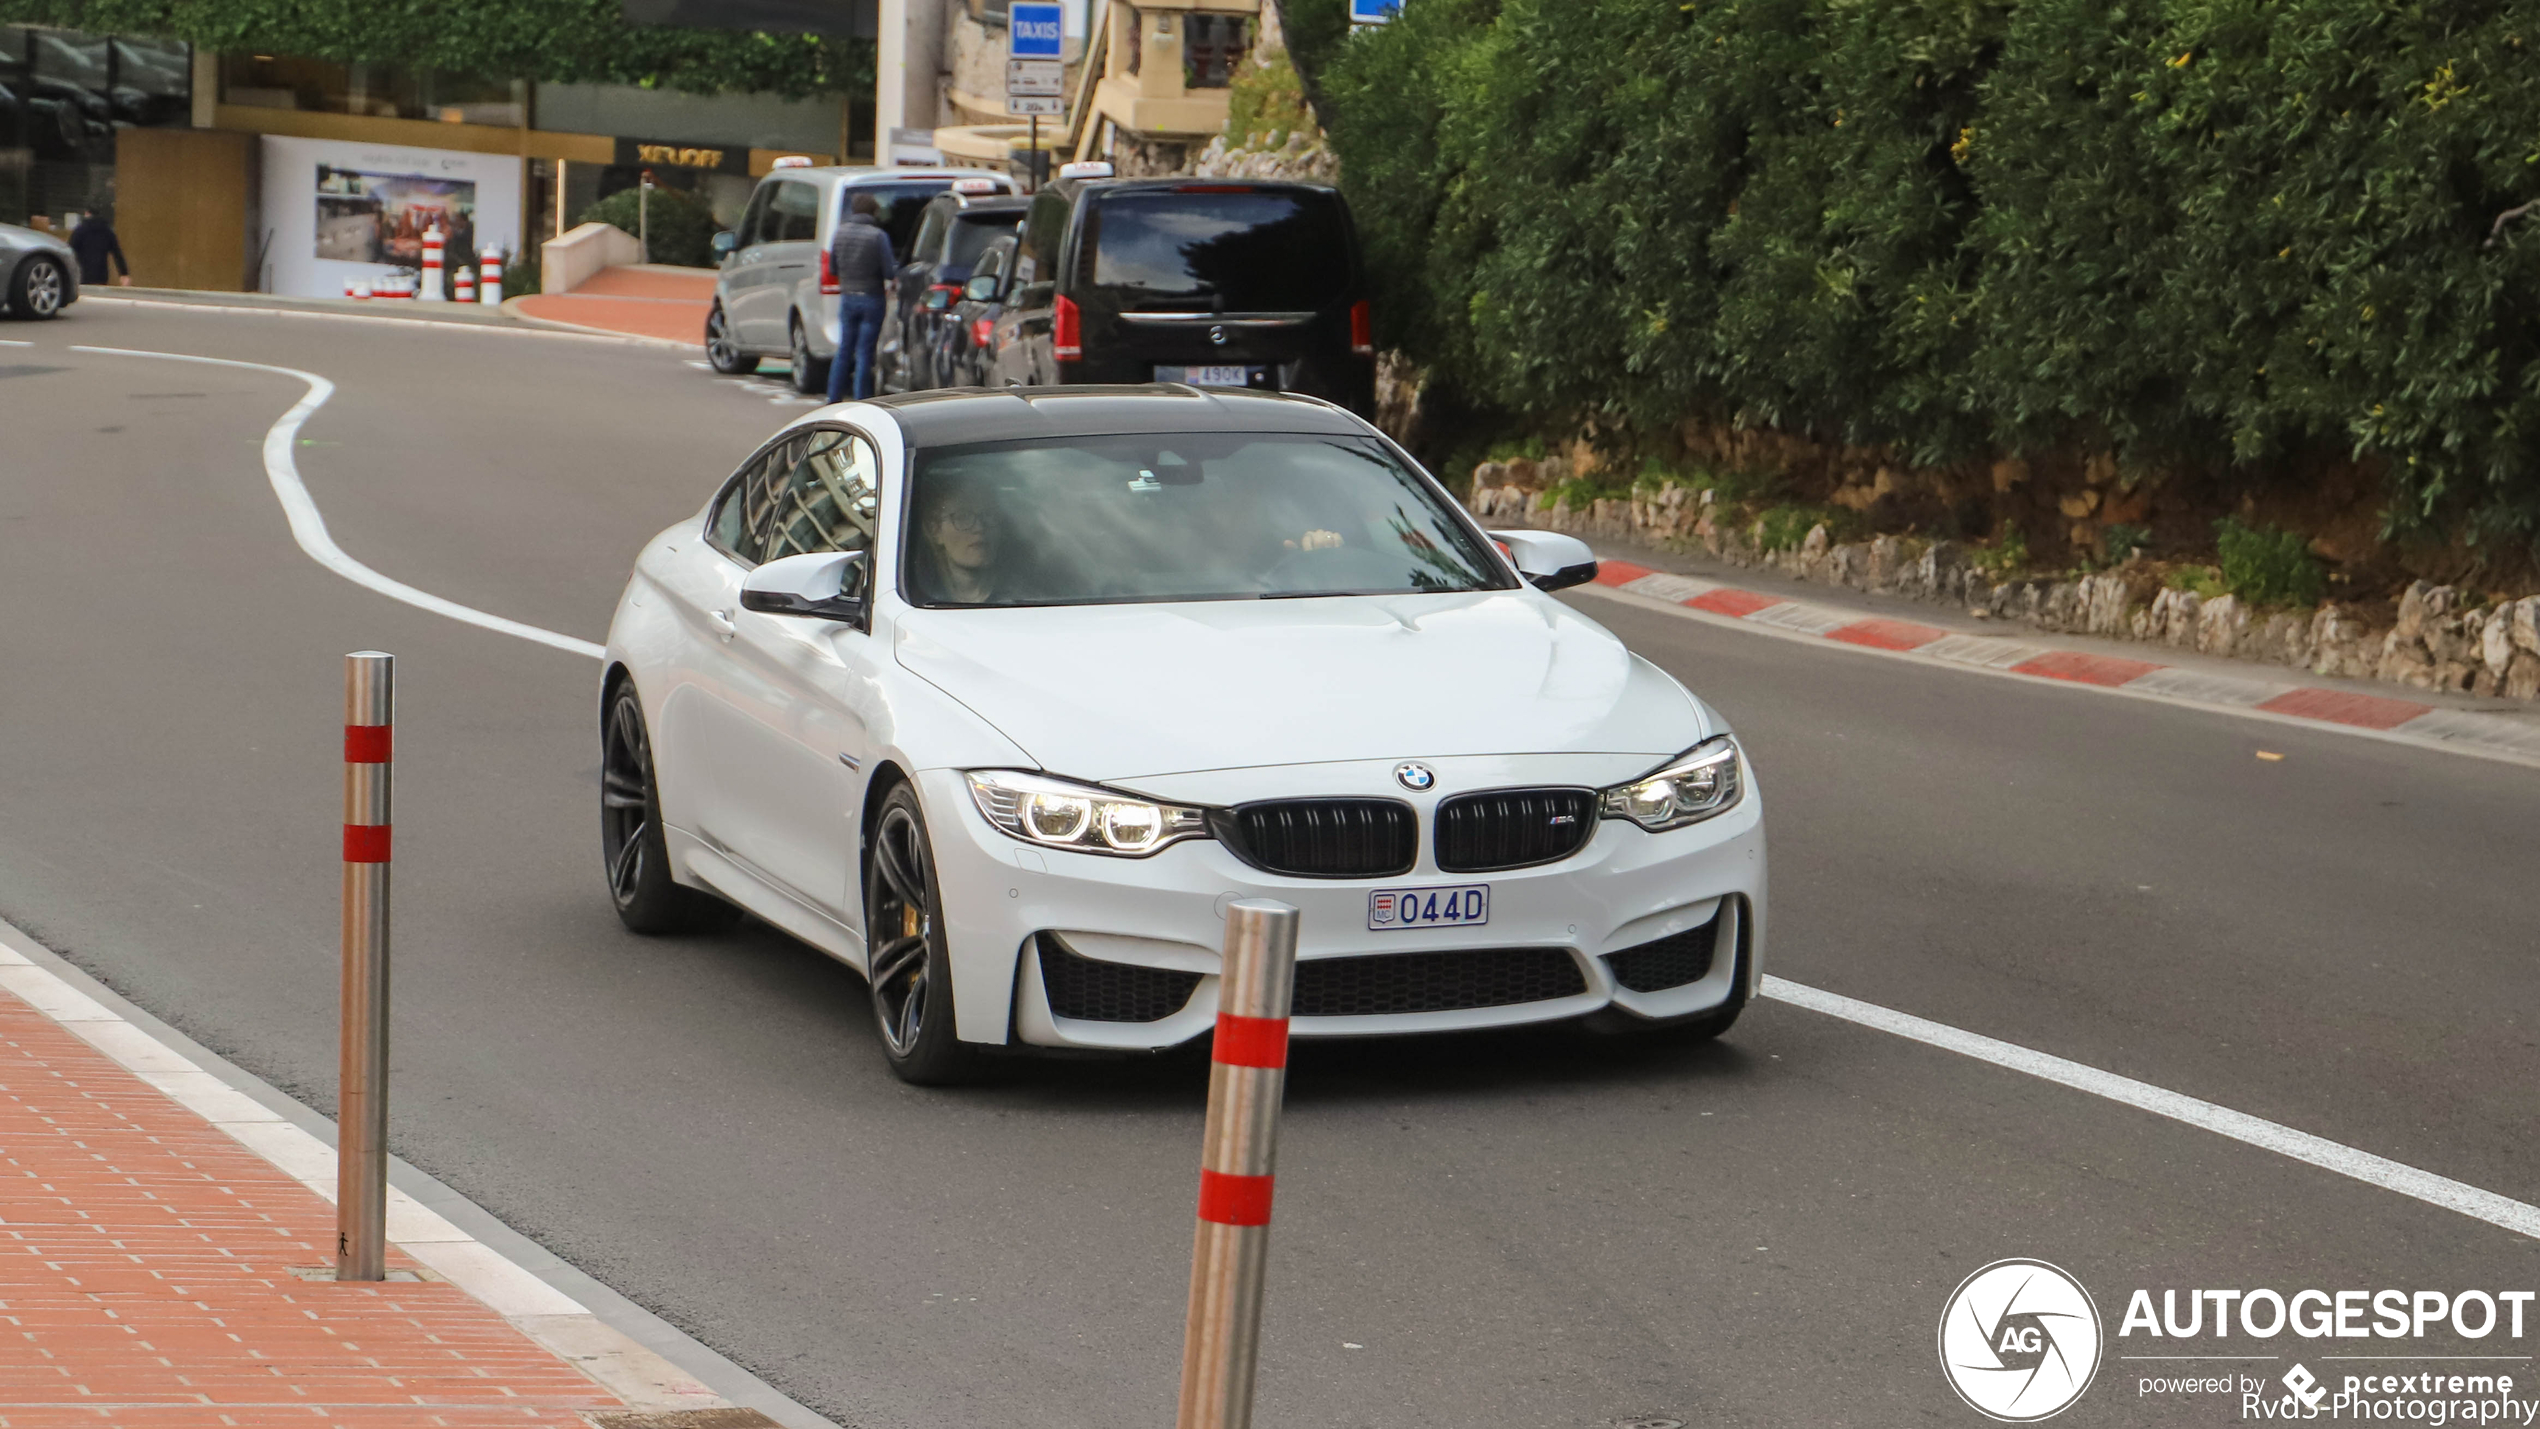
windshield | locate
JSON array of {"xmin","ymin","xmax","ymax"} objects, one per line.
[
  {"xmin": 1081, "ymin": 189, "xmax": 1352, "ymax": 313},
  {"xmin": 901, "ymin": 433, "xmax": 1508, "ymax": 608},
  {"xmin": 946, "ymin": 213, "xmax": 1019, "ymax": 271},
  {"xmin": 847, "ymin": 181, "xmax": 960, "ymax": 254}
]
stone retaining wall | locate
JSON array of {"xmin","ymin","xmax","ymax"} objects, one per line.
[{"xmin": 1470, "ymin": 479, "xmax": 2540, "ymax": 703}]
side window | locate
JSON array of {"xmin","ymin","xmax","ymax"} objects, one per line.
[
  {"xmin": 762, "ymin": 429, "xmax": 883, "ymax": 595},
  {"xmin": 736, "ymin": 184, "xmax": 774, "ymax": 250},
  {"xmin": 708, "ymin": 440, "xmax": 799, "ymax": 566},
  {"xmin": 773, "ymin": 181, "xmax": 820, "ymax": 243},
  {"xmin": 912, "ymin": 204, "xmax": 950, "ymax": 264},
  {"xmin": 1013, "ymin": 191, "xmax": 1068, "ymax": 296}
]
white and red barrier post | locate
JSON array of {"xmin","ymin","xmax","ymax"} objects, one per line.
[
  {"xmin": 338, "ymin": 652, "xmax": 393, "ymax": 1282},
  {"xmin": 478, "ymin": 248, "xmax": 503, "ymax": 305},
  {"xmin": 419, "ymin": 227, "xmax": 445, "ymax": 301},
  {"xmin": 453, "ymin": 263, "xmax": 476, "ymax": 303},
  {"xmin": 1176, "ymin": 899, "xmax": 1300, "ymax": 1429}
]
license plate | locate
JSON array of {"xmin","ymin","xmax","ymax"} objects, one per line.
[
  {"xmin": 1368, "ymin": 884, "xmax": 1490, "ymax": 931},
  {"xmin": 1155, "ymin": 364, "xmax": 1252, "ymax": 386}
]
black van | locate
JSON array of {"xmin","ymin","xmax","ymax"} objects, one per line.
[{"xmin": 986, "ymin": 172, "xmax": 1375, "ymax": 415}]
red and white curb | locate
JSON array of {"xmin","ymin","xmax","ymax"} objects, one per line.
[
  {"xmin": 0, "ymin": 913, "xmax": 729, "ymax": 1416},
  {"xmin": 1583, "ymin": 560, "xmax": 2540, "ymax": 768}
]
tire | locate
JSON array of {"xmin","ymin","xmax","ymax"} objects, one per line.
[
  {"xmin": 705, "ymin": 305, "xmax": 758, "ymax": 374},
  {"xmin": 9, "ymin": 255, "xmax": 68, "ymax": 320},
  {"xmin": 600, "ymin": 682, "xmax": 742, "ymax": 935},
  {"xmin": 789, "ymin": 317, "xmax": 829, "ymax": 396},
  {"xmin": 864, "ymin": 783, "xmax": 985, "ymax": 1085}
]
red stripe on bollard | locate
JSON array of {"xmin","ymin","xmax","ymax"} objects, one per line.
[
  {"xmin": 344, "ymin": 725, "xmax": 392, "ymax": 763},
  {"xmin": 1197, "ymin": 1168, "xmax": 1275, "ymax": 1227},
  {"xmin": 1212, "ymin": 1013, "xmax": 1290, "ymax": 1069},
  {"xmin": 343, "ymin": 824, "xmax": 391, "ymax": 863}
]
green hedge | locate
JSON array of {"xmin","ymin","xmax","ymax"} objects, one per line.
[
  {"xmin": 0, "ymin": 0, "xmax": 868, "ymax": 97},
  {"xmin": 576, "ymin": 184, "xmax": 722, "ymax": 269},
  {"xmin": 1311, "ymin": 0, "xmax": 2540, "ymax": 548}
]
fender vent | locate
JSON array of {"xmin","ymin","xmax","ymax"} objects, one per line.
[{"xmin": 1037, "ymin": 934, "xmax": 1201, "ymax": 1023}]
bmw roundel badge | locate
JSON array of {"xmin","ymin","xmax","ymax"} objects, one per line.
[{"xmin": 1394, "ymin": 761, "xmax": 1437, "ymax": 792}]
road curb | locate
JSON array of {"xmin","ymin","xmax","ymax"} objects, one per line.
[
  {"xmin": 80, "ymin": 290, "xmax": 678, "ymax": 345},
  {"xmin": 1577, "ymin": 558, "xmax": 2540, "ymax": 770},
  {"xmin": 502, "ymin": 292, "xmax": 699, "ymax": 349},
  {"xmin": 0, "ymin": 911, "xmax": 842, "ymax": 1429}
]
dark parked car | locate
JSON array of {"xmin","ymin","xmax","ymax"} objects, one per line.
[
  {"xmin": 940, "ymin": 233, "xmax": 1020, "ymax": 389},
  {"xmin": 878, "ymin": 186, "xmax": 1027, "ymax": 393},
  {"xmin": 986, "ymin": 167, "xmax": 1376, "ymax": 415}
]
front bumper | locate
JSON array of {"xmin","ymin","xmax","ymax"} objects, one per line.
[{"xmin": 916, "ymin": 766, "xmax": 1767, "ymax": 1051}]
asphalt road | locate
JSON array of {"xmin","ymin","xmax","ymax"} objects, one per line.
[{"xmin": 1, "ymin": 303, "xmax": 2534, "ymax": 1428}]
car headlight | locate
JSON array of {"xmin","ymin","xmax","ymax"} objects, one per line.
[
  {"xmin": 963, "ymin": 770, "xmax": 1210, "ymax": 857},
  {"xmin": 1599, "ymin": 736, "xmax": 1743, "ymax": 831}
]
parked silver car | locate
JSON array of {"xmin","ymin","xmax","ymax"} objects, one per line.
[
  {"xmin": 1, "ymin": 222, "xmax": 78, "ymax": 320},
  {"xmin": 704, "ymin": 164, "xmax": 1014, "ymax": 394}
]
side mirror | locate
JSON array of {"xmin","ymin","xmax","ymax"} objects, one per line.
[
  {"xmin": 1490, "ymin": 529, "xmax": 1598, "ymax": 592},
  {"xmin": 711, "ymin": 230, "xmax": 739, "ymax": 258},
  {"xmin": 741, "ymin": 550, "xmax": 869, "ymax": 623},
  {"xmin": 964, "ymin": 274, "xmax": 998, "ymax": 302}
]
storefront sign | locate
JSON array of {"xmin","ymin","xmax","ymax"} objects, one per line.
[{"xmin": 613, "ymin": 138, "xmax": 749, "ymax": 174}]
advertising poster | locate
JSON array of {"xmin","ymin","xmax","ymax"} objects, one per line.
[{"xmin": 259, "ymin": 135, "xmax": 520, "ymax": 299}]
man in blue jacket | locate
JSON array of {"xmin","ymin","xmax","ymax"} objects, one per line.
[
  {"xmin": 827, "ymin": 194, "xmax": 895, "ymax": 403},
  {"xmin": 69, "ymin": 211, "xmax": 129, "ymax": 288}
]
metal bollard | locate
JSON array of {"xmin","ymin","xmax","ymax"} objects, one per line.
[
  {"xmin": 1176, "ymin": 899, "xmax": 1300, "ymax": 1429},
  {"xmin": 337, "ymin": 652, "xmax": 393, "ymax": 1281}
]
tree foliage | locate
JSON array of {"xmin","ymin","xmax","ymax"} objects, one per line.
[
  {"xmin": 1316, "ymin": 0, "xmax": 2540, "ymax": 546},
  {"xmin": 577, "ymin": 183, "xmax": 721, "ymax": 267},
  {"xmin": 0, "ymin": 0, "xmax": 869, "ymax": 98}
]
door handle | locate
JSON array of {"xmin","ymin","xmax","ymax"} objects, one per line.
[{"xmin": 708, "ymin": 608, "xmax": 737, "ymax": 641}]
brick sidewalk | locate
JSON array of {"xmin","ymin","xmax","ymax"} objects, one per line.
[
  {"xmin": 510, "ymin": 267, "xmax": 713, "ymax": 346},
  {"xmin": 0, "ymin": 990, "xmax": 626, "ymax": 1427}
]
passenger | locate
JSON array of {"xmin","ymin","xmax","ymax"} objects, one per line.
[{"xmin": 913, "ymin": 478, "xmax": 1002, "ymax": 604}]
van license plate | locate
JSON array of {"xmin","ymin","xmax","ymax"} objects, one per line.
[
  {"xmin": 1369, "ymin": 884, "xmax": 1489, "ymax": 930},
  {"xmin": 1156, "ymin": 364, "xmax": 1252, "ymax": 386}
]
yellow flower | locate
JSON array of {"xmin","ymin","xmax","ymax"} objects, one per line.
[{"xmin": 2171, "ymin": 51, "xmax": 2193, "ymax": 68}]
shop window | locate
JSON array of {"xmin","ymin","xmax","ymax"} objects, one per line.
[
  {"xmin": 0, "ymin": 25, "xmax": 192, "ymax": 227},
  {"xmin": 219, "ymin": 53, "xmax": 522, "ymax": 127},
  {"xmin": 1183, "ymin": 13, "xmax": 1247, "ymax": 89}
]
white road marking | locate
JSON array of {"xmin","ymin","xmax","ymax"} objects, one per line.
[
  {"xmin": 71, "ymin": 345, "xmax": 604, "ymax": 660},
  {"xmin": 80, "ymin": 293, "xmax": 673, "ymax": 346},
  {"xmin": 1763, "ymin": 975, "xmax": 2540, "ymax": 1240},
  {"xmin": 0, "ymin": 337, "xmax": 33, "ymax": 346}
]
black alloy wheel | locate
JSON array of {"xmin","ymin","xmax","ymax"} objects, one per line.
[
  {"xmin": 600, "ymin": 683, "xmax": 741, "ymax": 934},
  {"xmin": 705, "ymin": 305, "xmax": 758, "ymax": 374},
  {"xmin": 10, "ymin": 256, "xmax": 66, "ymax": 320},
  {"xmin": 788, "ymin": 318, "xmax": 828, "ymax": 396},
  {"xmin": 864, "ymin": 784, "xmax": 983, "ymax": 1084}
]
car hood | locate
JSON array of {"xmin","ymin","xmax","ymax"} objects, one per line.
[
  {"xmin": 892, "ymin": 590, "xmax": 1705, "ymax": 783},
  {"xmin": 0, "ymin": 222, "xmax": 71, "ymax": 256}
]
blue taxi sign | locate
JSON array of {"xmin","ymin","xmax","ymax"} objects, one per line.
[{"xmin": 1009, "ymin": 2, "xmax": 1064, "ymax": 57}]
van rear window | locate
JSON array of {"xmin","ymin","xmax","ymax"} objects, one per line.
[{"xmin": 1081, "ymin": 189, "xmax": 1350, "ymax": 313}]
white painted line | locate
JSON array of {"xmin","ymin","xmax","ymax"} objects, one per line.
[
  {"xmin": 2392, "ymin": 707, "xmax": 2540, "ymax": 756},
  {"xmin": 1918, "ymin": 633, "xmax": 2054, "ymax": 669},
  {"xmin": 1762, "ymin": 976, "xmax": 2540, "ymax": 1240},
  {"xmin": 0, "ymin": 964, "xmax": 114, "ymax": 1021},
  {"xmin": 2123, "ymin": 666, "xmax": 2294, "ymax": 707},
  {"xmin": 1747, "ymin": 601, "xmax": 1851, "ymax": 635},
  {"xmin": 70, "ymin": 346, "xmax": 605, "ymax": 660},
  {"xmin": 1619, "ymin": 571, "xmax": 1719, "ymax": 604},
  {"xmin": 0, "ymin": 337, "xmax": 33, "ymax": 346}
]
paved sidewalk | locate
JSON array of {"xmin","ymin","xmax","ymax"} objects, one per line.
[
  {"xmin": 509, "ymin": 267, "xmax": 712, "ymax": 347},
  {"xmin": 0, "ymin": 987, "xmax": 634, "ymax": 1428}
]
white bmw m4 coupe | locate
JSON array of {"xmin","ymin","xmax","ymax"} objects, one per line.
[{"xmin": 600, "ymin": 387, "xmax": 1766, "ymax": 1083}]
